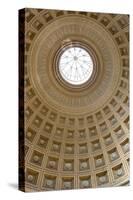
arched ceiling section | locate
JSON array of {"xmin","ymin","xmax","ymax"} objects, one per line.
[{"xmin": 22, "ymin": 8, "xmax": 129, "ymax": 192}]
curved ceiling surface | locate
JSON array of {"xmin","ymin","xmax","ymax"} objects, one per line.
[{"xmin": 22, "ymin": 8, "xmax": 129, "ymax": 192}]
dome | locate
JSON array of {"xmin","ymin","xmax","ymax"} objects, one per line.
[{"xmin": 19, "ymin": 8, "xmax": 129, "ymax": 192}]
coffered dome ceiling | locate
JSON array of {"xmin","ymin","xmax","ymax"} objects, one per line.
[{"xmin": 21, "ymin": 8, "xmax": 129, "ymax": 192}]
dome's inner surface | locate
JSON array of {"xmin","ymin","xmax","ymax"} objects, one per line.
[{"xmin": 20, "ymin": 8, "xmax": 129, "ymax": 192}]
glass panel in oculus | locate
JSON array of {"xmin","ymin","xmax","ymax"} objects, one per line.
[{"xmin": 59, "ymin": 47, "xmax": 94, "ymax": 85}]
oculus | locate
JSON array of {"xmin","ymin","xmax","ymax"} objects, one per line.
[{"xmin": 58, "ymin": 46, "xmax": 94, "ymax": 85}]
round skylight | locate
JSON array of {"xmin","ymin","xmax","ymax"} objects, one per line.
[{"xmin": 58, "ymin": 46, "xmax": 94, "ymax": 85}]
